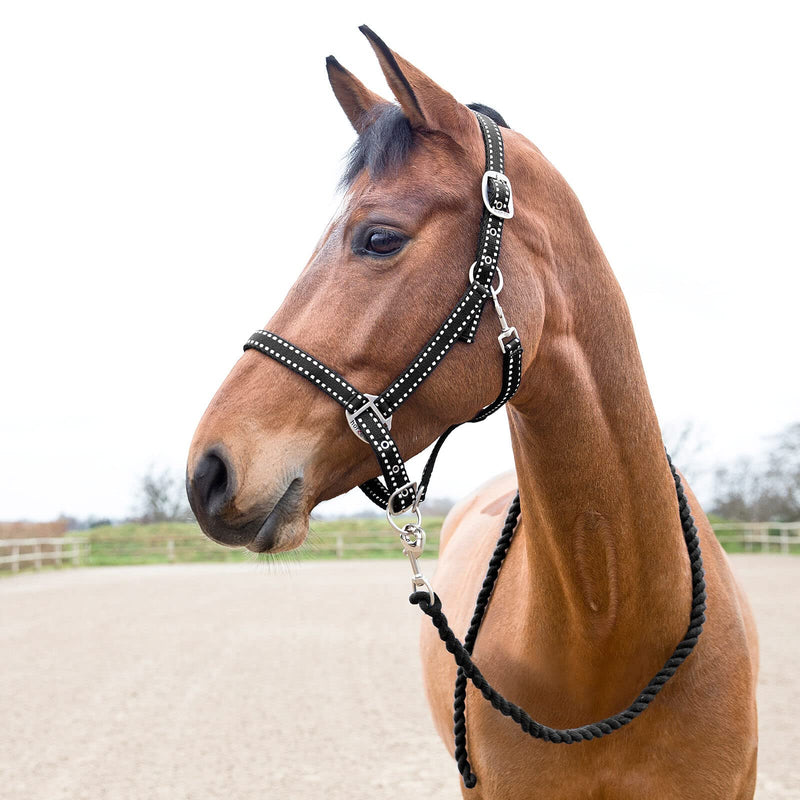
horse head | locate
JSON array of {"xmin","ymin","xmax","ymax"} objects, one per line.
[{"xmin": 186, "ymin": 27, "xmax": 551, "ymax": 552}]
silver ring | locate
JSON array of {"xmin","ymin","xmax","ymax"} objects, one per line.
[{"xmin": 468, "ymin": 262, "xmax": 503, "ymax": 296}]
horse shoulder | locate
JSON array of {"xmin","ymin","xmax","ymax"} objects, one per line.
[{"xmin": 438, "ymin": 471, "xmax": 519, "ymax": 556}]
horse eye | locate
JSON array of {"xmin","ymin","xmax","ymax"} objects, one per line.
[{"xmin": 365, "ymin": 228, "xmax": 406, "ymax": 255}]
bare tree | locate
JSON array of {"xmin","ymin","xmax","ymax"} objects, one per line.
[
  {"xmin": 421, "ymin": 497, "xmax": 455, "ymax": 517},
  {"xmin": 135, "ymin": 466, "xmax": 192, "ymax": 523},
  {"xmin": 712, "ymin": 458, "xmax": 760, "ymax": 521},
  {"xmin": 712, "ymin": 422, "xmax": 800, "ymax": 521},
  {"xmin": 761, "ymin": 422, "xmax": 800, "ymax": 520},
  {"xmin": 662, "ymin": 420, "xmax": 709, "ymax": 484}
]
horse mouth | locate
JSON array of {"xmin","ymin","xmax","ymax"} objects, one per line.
[{"xmin": 247, "ymin": 477, "xmax": 305, "ymax": 553}]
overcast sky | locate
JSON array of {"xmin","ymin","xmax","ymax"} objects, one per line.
[{"xmin": 1, "ymin": 1, "xmax": 798, "ymax": 521}]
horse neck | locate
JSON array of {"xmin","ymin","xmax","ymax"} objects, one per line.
[{"xmin": 506, "ymin": 184, "xmax": 691, "ymax": 665}]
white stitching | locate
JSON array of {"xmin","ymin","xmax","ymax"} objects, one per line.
[{"xmin": 248, "ymin": 333, "xmax": 363, "ymax": 410}]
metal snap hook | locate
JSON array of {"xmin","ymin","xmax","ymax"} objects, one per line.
[
  {"xmin": 400, "ymin": 523, "xmax": 426, "ymax": 555},
  {"xmin": 400, "ymin": 525, "xmax": 434, "ymax": 604}
]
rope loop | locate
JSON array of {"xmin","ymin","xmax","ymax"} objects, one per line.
[{"xmin": 411, "ymin": 451, "xmax": 705, "ymax": 788}]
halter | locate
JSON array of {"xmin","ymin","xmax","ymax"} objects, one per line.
[
  {"xmin": 243, "ymin": 111, "xmax": 706, "ymax": 790},
  {"xmin": 245, "ymin": 111, "xmax": 522, "ymax": 596}
]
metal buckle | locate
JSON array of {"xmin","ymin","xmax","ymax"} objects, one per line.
[
  {"xmin": 498, "ymin": 327, "xmax": 519, "ymax": 353},
  {"xmin": 481, "ymin": 170, "xmax": 514, "ymax": 219},
  {"xmin": 386, "ymin": 482, "xmax": 419, "ymax": 522},
  {"xmin": 345, "ymin": 393, "xmax": 392, "ymax": 443}
]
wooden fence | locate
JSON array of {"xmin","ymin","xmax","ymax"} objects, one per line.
[
  {"xmin": 80, "ymin": 528, "xmax": 444, "ymax": 564},
  {"xmin": 0, "ymin": 537, "xmax": 89, "ymax": 573},
  {"xmin": 712, "ymin": 522, "xmax": 800, "ymax": 554},
  {"xmin": 1, "ymin": 522, "xmax": 798, "ymax": 572}
]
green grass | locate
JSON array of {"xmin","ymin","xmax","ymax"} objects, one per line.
[
  {"xmin": 52, "ymin": 515, "xmax": 800, "ymax": 568},
  {"xmin": 69, "ymin": 517, "xmax": 446, "ymax": 566},
  {"xmin": 713, "ymin": 528, "xmax": 800, "ymax": 555}
]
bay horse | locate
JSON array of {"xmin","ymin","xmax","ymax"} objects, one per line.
[{"xmin": 186, "ymin": 27, "xmax": 758, "ymax": 799}]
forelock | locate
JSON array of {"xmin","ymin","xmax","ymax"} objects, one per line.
[
  {"xmin": 338, "ymin": 102, "xmax": 510, "ymax": 191},
  {"xmin": 339, "ymin": 104, "xmax": 414, "ymax": 190}
]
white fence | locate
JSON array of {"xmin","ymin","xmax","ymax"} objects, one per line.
[
  {"xmin": 711, "ymin": 522, "xmax": 800, "ymax": 554},
  {"xmin": 0, "ymin": 537, "xmax": 89, "ymax": 573},
  {"xmin": 0, "ymin": 523, "xmax": 798, "ymax": 574}
]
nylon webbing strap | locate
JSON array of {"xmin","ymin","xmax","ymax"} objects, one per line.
[
  {"xmin": 244, "ymin": 330, "xmax": 415, "ymax": 512},
  {"xmin": 373, "ymin": 281, "xmax": 489, "ymax": 416},
  {"xmin": 459, "ymin": 111, "xmax": 511, "ymax": 343},
  {"xmin": 359, "ymin": 333, "xmax": 522, "ymax": 508},
  {"xmin": 243, "ymin": 110, "xmax": 519, "ymax": 514}
]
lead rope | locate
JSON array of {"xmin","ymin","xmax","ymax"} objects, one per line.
[{"xmin": 410, "ymin": 450, "xmax": 706, "ymax": 789}]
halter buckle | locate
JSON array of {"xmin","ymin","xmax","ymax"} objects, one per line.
[
  {"xmin": 386, "ymin": 482, "xmax": 419, "ymax": 522},
  {"xmin": 345, "ymin": 393, "xmax": 393, "ymax": 443},
  {"xmin": 482, "ymin": 170, "xmax": 514, "ymax": 219},
  {"xmin": 498, "ymin": 327, "xmax": 520, "ymax": 353}
]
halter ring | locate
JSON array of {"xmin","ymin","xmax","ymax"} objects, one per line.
[{"xmin": 469, "ymin": 262, "xmax": 503, "ymax": 296}]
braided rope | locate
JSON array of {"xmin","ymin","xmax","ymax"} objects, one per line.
[{"xmin": 410, "ymin": 451, "xmax": 706, "ymax": 789}]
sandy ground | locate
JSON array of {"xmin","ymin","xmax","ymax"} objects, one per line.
[{"xmin": 0, "ymin": 556, "xmax": 797, "ymax": 800}]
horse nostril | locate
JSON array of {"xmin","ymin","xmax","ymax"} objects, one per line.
[{"xmin": 191, "ymin": 451, "xmax": 233, "ymax": 519}]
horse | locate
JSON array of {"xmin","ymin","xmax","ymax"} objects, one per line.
[{"xmin": 186, "ymin": 26, "xmax": 759, "ymax": 799}]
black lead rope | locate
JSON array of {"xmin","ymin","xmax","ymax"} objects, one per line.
[{"xmin": 410, "ymin": 451, "xmax": 706, "ymax": 789}]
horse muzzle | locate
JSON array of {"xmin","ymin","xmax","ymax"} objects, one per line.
[{"xmin": 186, "ymin": 447, "xmax": 306, "ymax": 551}]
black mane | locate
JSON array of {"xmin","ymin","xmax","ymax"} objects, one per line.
[
  {"xmin": 466, "ymin": 103, "xmax": 509, "ymax": 129},
  {"xmin": 340, "ymin": 102, "xmax": 509, "ymax": 189},
  {"xmin": 340, "ymin": 104, "xmax": 413, "ymax": 189}
]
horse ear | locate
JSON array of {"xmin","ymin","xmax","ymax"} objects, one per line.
[
  {"xmin": 359, "ymin": 25, "xmax": 476, "ymax": 142},
  {"xmin": 326, "ymin": 55, "xmax": 389, "ymax": 134}
]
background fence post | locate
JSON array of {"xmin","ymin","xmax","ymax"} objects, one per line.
[
  {"xmin": 11, "ymin": 544, "xmax": 19, "ymax": 573},
  {"xmin": 336, "ymin": 534, "xmax": 344, "ymax": 559},
  {"xmin": 34, "ymin": 542, "xmax": 42, "ymax": 570},
  {"xmin": 167, "ymin": 539, "xmax": 175, "ymax": 563}
]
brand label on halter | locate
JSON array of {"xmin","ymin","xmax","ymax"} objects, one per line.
[{"xmin": 345, "ymin": 394, "xmax": 392, "ymax": 443}]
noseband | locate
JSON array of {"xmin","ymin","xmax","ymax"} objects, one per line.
[{"xmin": 243, "ymin": 111, "xmax": 706, "ymax": 790}]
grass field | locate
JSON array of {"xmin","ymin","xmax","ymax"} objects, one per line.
[
  {"xmin": 71, "ymin": 516, "xmax": 446, "ymax": 566},
  {"xmin": 20, "ymin": 515, "xmax": 792, "ymax": 568}
]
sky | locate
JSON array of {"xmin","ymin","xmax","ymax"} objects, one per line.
[{"xmin": 1, "ymin": 1, "xmax": 798, "ymax": 521}]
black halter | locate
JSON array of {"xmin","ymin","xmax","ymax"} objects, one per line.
[
  {"xmin": 244, "ymin": 111, "xmax": 522, "ymax": 516},
  {"xmin": 243, "ymin": 111, "xmax": 706, "ymax": 791}
]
